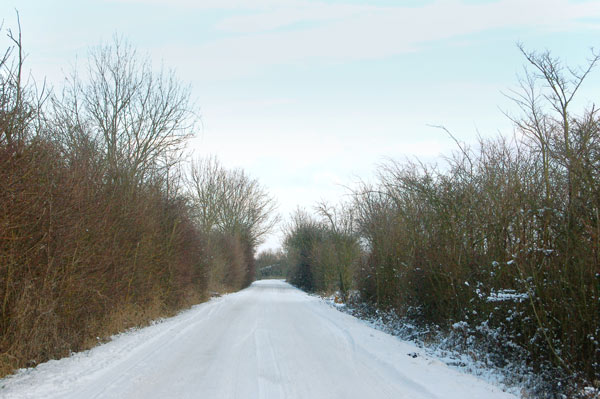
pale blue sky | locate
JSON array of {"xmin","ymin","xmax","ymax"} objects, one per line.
[{"xmin": 2, "ymin": 0, "xmax": 600, "ymax": 250}]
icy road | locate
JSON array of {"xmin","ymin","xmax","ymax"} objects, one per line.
[{"xmin": 0, "ymin": 280, "xmax": 517, "ymax": 399}]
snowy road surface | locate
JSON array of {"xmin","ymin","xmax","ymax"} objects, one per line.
[{"xmin": 0, "ymin": 280, "xmax": 517, "ymax": 399}]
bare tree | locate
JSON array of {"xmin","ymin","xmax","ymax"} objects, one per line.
[
  {"xmin": 187, "ymin": 156, "xmax": 227, "ymax": 233},
  {"xmin": 508, "ymin": 44, "xmax": 600, "ymax": 257},
  {"xmin": 53, "ymin": 36, "xmax": 195, "ymax": 185},
  {"xmin": 187, "ymin": 156, "xmax": 279, "ymax": 247},
  {"xmin": 515, "ymin": 44, "xmax": 599, "ymax": 208},
  {"xmin": 0, "ymin": 12, "xmax": 47, "ymax": 147}
]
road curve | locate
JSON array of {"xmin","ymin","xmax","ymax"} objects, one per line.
[{"xmin": 0, "ymin": 280, "xmax": 516, "ymax": 399}]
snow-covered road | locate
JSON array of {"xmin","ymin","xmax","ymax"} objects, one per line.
[{"xmin": 0, "ymin": 280, "xmax": 517, "ymax": 399}]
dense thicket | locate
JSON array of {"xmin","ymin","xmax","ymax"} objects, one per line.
[
  {"xmin": 0, "ymin": 26, "xmax": 275, "ymax": 377},
  {"xmin": 283, "ymin": 47, "xmax": 600, "ymax": 394},
  {"xmin": 285, "ymin": 205, "xmax": 360, "ymax": 301}
]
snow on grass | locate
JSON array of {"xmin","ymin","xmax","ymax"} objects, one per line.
[{"xmin": 321, "ymin": 293, "xmax": 538, "ymax": 398}]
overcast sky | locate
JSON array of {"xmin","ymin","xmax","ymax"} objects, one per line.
[{"xmin": 2, "ymin": 0, "xmax": 600, "ymax": 251}]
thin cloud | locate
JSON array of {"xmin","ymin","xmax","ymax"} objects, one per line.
[
  {"xmin": 105, "ymin": 0, "xmax": 306, "ymax": 9},
  {"xmin": 145, "ymin": 0, "xmax": 600, "ymax": 79}
]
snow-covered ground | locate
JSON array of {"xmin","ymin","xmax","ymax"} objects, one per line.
[{"xmin": 0, "ymin": 280, "xmax": 518, "ymax": 399}]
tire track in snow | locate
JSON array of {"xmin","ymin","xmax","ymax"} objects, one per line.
[{"xmin": 0, "ymin": 280, "xmax": 518, "ymax": 399}]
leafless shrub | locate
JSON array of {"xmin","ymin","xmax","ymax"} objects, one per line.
[
  {"xmin": 0, "ymin": 22, "xmax": 210, "ymax": 378},
  {"xmin": 187, "ymin": 156, "xmax": 279, "ymax": 289},
  {"xmin": 308, "ymin": 46, "xmax": 600, "ymax": 394}
]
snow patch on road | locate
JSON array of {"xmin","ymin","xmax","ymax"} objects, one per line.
[{"xmin": 1, "ymin": 280, "xmax": 518, "ymax": 399}]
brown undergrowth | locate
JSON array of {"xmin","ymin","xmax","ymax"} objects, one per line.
[{"xmin": 0, "ymin": 23, "xmax": 263, "ymax": 378}]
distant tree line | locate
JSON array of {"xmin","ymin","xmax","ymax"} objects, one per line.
[
  {"xmin": 254, "ymin": 249, "xmax": 287, "ymax": 279},
  {"xmin": 282, "ymin": 46, "xmax": 599, "ymax": 395},
  {"xmin": 0, "ymin": 19, "xmax": 276, "ymax": 377}
]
